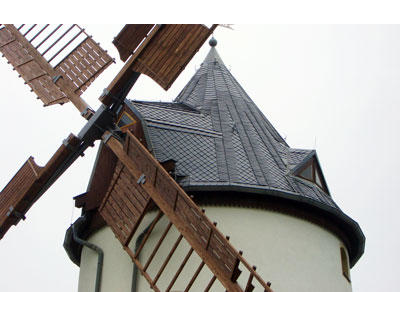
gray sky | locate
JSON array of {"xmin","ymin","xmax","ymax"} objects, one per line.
[{"xmin": 0, "ymin": 23, "xmax": 399, "ymax": 292}]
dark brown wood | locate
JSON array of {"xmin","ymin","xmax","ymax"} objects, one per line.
[
  {"xmin": 98, "ymin": 159, "xmax": 153, "ymax": 246},
  {"xmin": 0, "ymin": 27, "xmax": 15, "ymax": 47},
  {"xmin": 230, "ymin": 257, "xmax": 242, "ymax": 282},
  {"xmin": 113, "ymin": 24, "xmax": 155, "ymax": 62},
  {"xmin": 245, "ymin": 273, "xmax": 255, "ymax": 292},
  {"xmin": 132, "ymin": 24, "xmax": 217, "ymax": 90},
  {"xmin": 83, "ymin": 144, "xmax": 118, "ymax": 211}
]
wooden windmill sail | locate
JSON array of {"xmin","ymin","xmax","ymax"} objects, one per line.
[{"xmin": 0, "ymin": 24, "xmax": 272, "ymax": 292}]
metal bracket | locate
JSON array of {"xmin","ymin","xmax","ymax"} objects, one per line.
[
  {"xmin": 6, "ymin": 206, "xmax": 26, "ymax": 221},
  {"xmin": 52, "ymin": 74, "xmax": 62, "ymax": 83},
  {"xmin": 78, "ymin": 104, "xmax": 115, "ymax": 145},
  {"xmin": 62, "ymin": 138, "xmax": 79, "ymax": 152},
  {"xmin": 100, "ymin": 88, "xmax": 110, "ymax": 98},
  {"xmin": 81, "ymin": 107, "xmax": 94, "ymax": 119},
  {"xmin": 137, "ymin": 174, "xmax": 146, "ymax": 185},
  {"xmin": 102, "ymin": 132, "xmax": 114, "ymax": 144}
]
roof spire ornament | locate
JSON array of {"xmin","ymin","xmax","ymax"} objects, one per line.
[{"xmin": 209, "ymin": 37, "xmax": 217, "ymax": 47}]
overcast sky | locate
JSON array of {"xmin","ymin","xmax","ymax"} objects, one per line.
[{"xmin": 0, "ymin": 22, "xmax": 399, "ymax": 293}]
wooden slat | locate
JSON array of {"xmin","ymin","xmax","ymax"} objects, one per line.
[
  {"xmin": 112, "ymin": 24, "xmax": 155, "ymax": 62},
  {"xmin": 0, "ymin": 28, "xmax": 16, "ymax": 48},
  {"xmin": 152, "ymin": 234, "xmax": 183, "ymax": 286},
  {"xmin": 82, "ymin": 144, "xmax": 118, "ymax": 212},
  {"xmin": 55, "ymin": 37, "xmax": 113, "ymax": 96},
  {"xmin": 143, "ymin": 221, "xmax": 173, "ymax": 272},
  {"xmin": 133, "ymin": 25, "xmax": 182, "ymax": 88},
  {"xmin": 0, "ymin": 158, "xmax": 40, "ymax": 223},
  {"xmin": 98, "ymin": 160, "xmax": 152, "ymax": 246},
  {"xmin": 28, "ymin": 74, "xmax": 69, "ymax": 105},
  {"xmin": 166, "ymin": 247, "xmax": 194, "ymax": 291},
  {"xmin": 1, "ymin": 40, "xmax": 35, "ymax": 66},
  {"xmin": 17, "ymin": 60, "xmax": 46, "ymax": 81},
  {"xmin": 185, "ymin": 261, "xmax": 205, "ymax": 292},
  {"xmin": 147, "ymin": 25, "xmax": 201, "ymax": 81},
  {"xmin": 132, "ymin": 24, "xmax": 217, "ymax": 90}
]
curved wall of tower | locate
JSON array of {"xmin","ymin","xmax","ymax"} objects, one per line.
[{"xmin": 78, "ymin": 204, "xmax": 352, "ymax": 292}]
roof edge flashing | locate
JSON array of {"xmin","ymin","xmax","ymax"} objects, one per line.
[{"xmin": 183, "ymin": 183, "xmax": 365, "ymax": 267}]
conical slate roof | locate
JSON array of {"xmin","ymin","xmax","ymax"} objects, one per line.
[{"xmin": 128, "ymin": 40, "xmax": 364, "ymax": 266}]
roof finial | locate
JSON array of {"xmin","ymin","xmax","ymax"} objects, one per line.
[{"xmin": 209, "ymin": 37, "xmax": 217, "ymax": 47}]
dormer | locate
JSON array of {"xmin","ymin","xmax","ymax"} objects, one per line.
[{"xmin": 290, "ymin": 149, "xmax": 330, "ymax": 195}]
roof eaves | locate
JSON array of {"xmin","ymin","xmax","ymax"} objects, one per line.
[{"xmin": 182, "ymin": 182, "xmax": 364, "ymax": 267}]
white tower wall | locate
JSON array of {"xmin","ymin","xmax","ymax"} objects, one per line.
[{"xmin": 78, "ymin": 205, "xmax": 352, "ymax": 292}]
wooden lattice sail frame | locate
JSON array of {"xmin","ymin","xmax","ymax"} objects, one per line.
[{"xmin": 0, "ymin": 24, "xmax": 113, "ymax": 117}]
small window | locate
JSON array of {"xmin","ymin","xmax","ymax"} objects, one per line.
[
  {"xmin": 299, "ymin": 164, "xmax": 313, "ymax": 181},
  {"xmin": 296, "ymin": 158, "xmax": 328, "ymax": 193},
  {"xmin": 340, "ymin": 247, "xmax": 351, "ymax": 282},
  {"xmin": 117, "ymin": 111, "xmax": 136, "ymax": 130}
]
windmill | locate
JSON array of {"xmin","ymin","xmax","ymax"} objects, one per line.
[{"xmin": 0, "ymin": 24, "xmax": 273, "ymax": 292}]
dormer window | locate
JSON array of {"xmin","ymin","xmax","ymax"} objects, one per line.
[
  {"xmin": 295, "ymin": 157, "xmax": 329, "ymax": 194},
  {"xmin": 117, "ymin": 111, "xmax": 136, "ymax": 131},
  {"xmin": 299, "ymin": 164, "xmax": 313, "ymax": 181}
]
